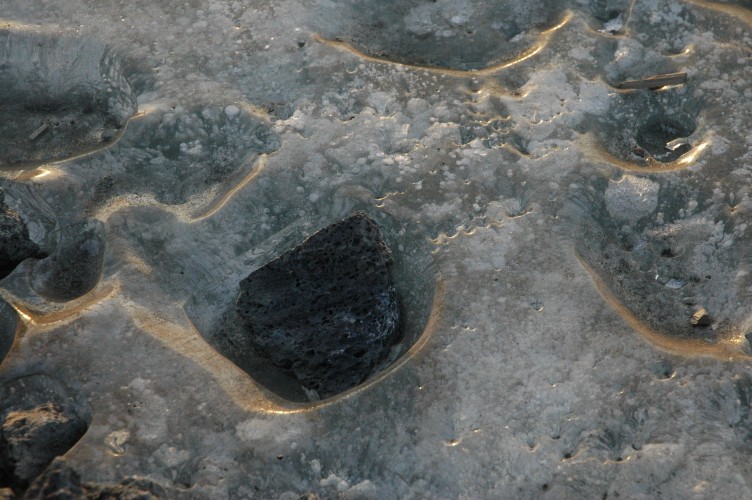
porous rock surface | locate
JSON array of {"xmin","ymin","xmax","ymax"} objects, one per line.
[
  {"xmin": 30, "ymin": 219, "xmax": 106, "ymax": 302},
  {"xmin": 0, "ymin": 299, "xmax": 18, "ymax": 365},
  {"xmin": 0, "ymin": 375, "xmax": 90, "ymax": 490},
  {"xmin": 236, "ymin": 212, "xmax": 400, "ymax": 399},
  {"xmin": 0, "ymin": 191, "xmax": 43, "ymax": 279},
  {"xmin": 23, "ymin": 459, "xmax": 169, "ymax": 500}
]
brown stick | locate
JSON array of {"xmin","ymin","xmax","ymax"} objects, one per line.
[
  {"xmin": 617, "ymin": 72, "xmax": 687, "ymax": 90},
  {"xmin": 28, "ymin": 122, "xmax": 49, "ymax": 141}
]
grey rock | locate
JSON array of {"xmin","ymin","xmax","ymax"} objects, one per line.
[
  {"xmin": 0, "ymin": 298, "xmax": 19, "ymax": 365},
  {"xmin": 0, "ymin": 191, "xmax": 44, "ymax": 279},
  {"xmin": 690, "ymin": 307, "xmax": 712, "ymax": 327},
  {"xmin": 23, "ymin": 459, "xmax": 169, "ymax": 500},
  {"xmin": 1, "ymin": 404, "xmax": 88, "ymax": 485},
  {"xmin": 0, "ymin": 375, "xmax": 91, "ymax": 489},
  {"xmin": 236, "ymin": 212, "xmax": 401, "ymax": 399},
  {"xmin": 30, "ymin": 220, "xmax": 105, "ymax": 302},
  {"xmin": 635, "ymin": 117, "xmax": 694, "ymax": 163},
  {"xmin": 20, "ymin": 459, "xmax": 85, "ymax": 500}
]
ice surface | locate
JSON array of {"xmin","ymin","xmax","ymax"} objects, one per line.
[{"xmin": 1, "ymin": 0, "xmax": 752, "ymax": 497}]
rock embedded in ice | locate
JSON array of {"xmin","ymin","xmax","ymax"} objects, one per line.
[
  {"xmin": 23, "ymin": 458, "xmax": 169, "ymax": 499},
  {"xmin": 0, "ymin": 375, "xmax": 90, "ymax": 489},
  {"xmin": 599, "ymin": 15, "xmax": 624, "ymax": 34},
  {"xmin": 664, "ymin": 279, "xmax": 686, "ymax": 290},
  {"xmin": 0, "ymin": 30, "xmax": 137, "ymax": 169},
  {"xmin": 690, "ymin": 307, "xmax": 712, "ymax": 327},
  {"xmin": 21, "ymin": 460, "xmax": 86, "ymax": 499},
  {"xmin": 30, "ymin": 220, "xmax": 106, "ymax": 302},
  {"xmin": 0, "ymin": 404, "xmax": 87, "ymax": 487},
  {"xmin": 636, "ymin": 118, "xmax": 693, "ymax": 162},
  {"xmin": 604, "ymin": 175, "xmax": 660, "ymax": 223},
  {"xmin": 0, "ymin": 191, "xmax": 45, "ymax": 279},
  {"xmin": 236, "ymin": 212, "xmax": 401, "ymax": 400},
  {"xmin": 0, "ymin": 299, "xmax": 18, "ymax": 366}
]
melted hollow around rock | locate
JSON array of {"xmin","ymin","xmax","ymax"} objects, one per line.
[{"xmin": 236, "ymin": 212, "xmax": 401, "ymax": 400}]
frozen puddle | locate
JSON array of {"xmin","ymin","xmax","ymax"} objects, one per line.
[
  {"xmin": 567, "ymin": 176, "xmax": 752, "ymax": 359},
  {"xmin": 0, "ymin": 26, "xmax": 137, "ymax": 169},
  {"xmin": 315, "ymin": 0, "xmax": 570, "ymax": 71},
  {"xmin": 186, "ymin": 208, "xmax": 443, "ymax": 405}
]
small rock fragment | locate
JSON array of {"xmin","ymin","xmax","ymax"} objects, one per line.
[
  {"xmin": 664, "ymin": 279, "xmax": 686, "ymax": 290},
  {"xmin": 665, "ymin": 137, "xmax": 691, "ymax": 152},
  {"xmin": 599, "ymin": 15, "xmax": 623, "ymax": 34},
  {"xmin": 631, "ymin": 146, "xmax": 647, "ymax": 158},
  {"xmin": 690, "ymin": 307, "xmax": 712, "ymax": 327},
  {"xmin": 617, "ymin": 72, "xmax": 687, "ymax": 90}
]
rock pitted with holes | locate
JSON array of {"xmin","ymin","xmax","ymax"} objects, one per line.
[{"xmin": 236, "ymin": 212, "xmax": 401, "ymax": 400}]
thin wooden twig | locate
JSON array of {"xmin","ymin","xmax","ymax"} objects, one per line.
[
  {"xmin": 28, "ymin": 121, "xmax": 49, "ymax": 141},
  {"xmin": 617, "ymin": 72, "xmax": 688, "ymax": 90}
]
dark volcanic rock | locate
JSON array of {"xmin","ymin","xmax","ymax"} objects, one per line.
[
  {"xmin": 0, "ymin": 191, "xmax": 45, "ymax": 279},
  {"xmin": 0, "ymin": 298, "xmax": 19, "ymax": 365},
  {"xmin": 1, "ymin": 403, "xmax": 87, "ymax": 485},
  {"xmin": 236, "ymin": 212, "xmax": 401, "ymax": 399},
  {"xmin": 0, "ymin": 375, "xmax": 91, "ymax": 489},
  {"xmin": 21, "ymin": 459, "xmax": 85, "ymax": 499},
  {"xmin": 23, "ymin": 459, "xmax": 169, "ymax": 500},
  {"xmin": 30, "ymin": 219, "xmax": 105, "ymax": 302}
]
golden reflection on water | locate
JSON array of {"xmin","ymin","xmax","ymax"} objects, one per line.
[
  {"xmin": 576, "ymin": 252, "xmax": 752, "ymax": 361},
  {"xmin": 583, "ymin": 133, "xmax": 712, "ymax": 173},
  {"xmin": 313, "ymin": 11, "xmax": 573, "ymax": 78},
  {"xmin": 94, "ymin": 155, "xmax": 268, "ymax": 223},
  {"xmin": 121, "ymin": 278, "xmax": 445, "ymax": 415},
  {"xmin": 3, "ymin": 281, "xmax": 119, "ymax": 328}
]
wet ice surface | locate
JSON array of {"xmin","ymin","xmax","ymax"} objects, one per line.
[{"xmin": 1, "ymin": 0, "xmax": 752, "ymax": 497}]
